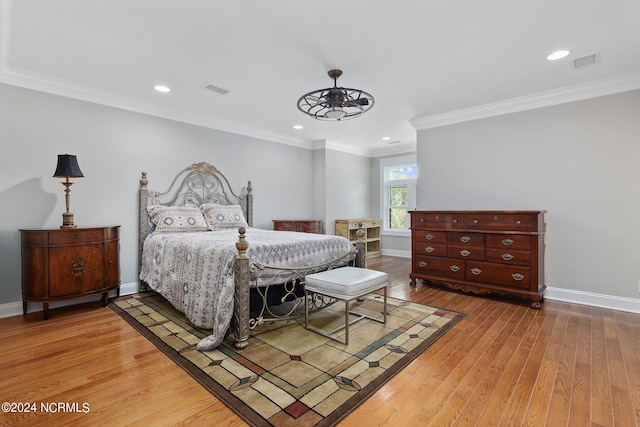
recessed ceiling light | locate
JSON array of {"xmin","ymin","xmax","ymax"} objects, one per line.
[
  {"xmin": 293, "ymin": 125, "xmax": 303, "ymax": 130},
  {"xmin": 382, "ymin": 136, "xmax": 391, "ymax": 141},
  {"xmin": 546, "ymin": 50, "xmax": 570, "ymax": 61},
  {"xmin": 154, "ymin": 85, "xmax": 171, "ymax": 93}
]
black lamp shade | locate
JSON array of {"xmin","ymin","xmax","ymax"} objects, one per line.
[{"xmin": 53, "ymin": 154, "xmax": 84, "ymax": 178}]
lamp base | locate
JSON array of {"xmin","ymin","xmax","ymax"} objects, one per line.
[{"xmin": 61, "ymin": 212, "xmax": 77, "ymax": 229}]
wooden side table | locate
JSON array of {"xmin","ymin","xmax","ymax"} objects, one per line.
[{"xmin": 20, "ymin": 226, "xmax": 121, "ymax": 319}]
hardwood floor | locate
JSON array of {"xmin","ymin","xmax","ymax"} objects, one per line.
[{"xmin": 1, "ymin": 256, "xmax": 639, "ymax": 426}]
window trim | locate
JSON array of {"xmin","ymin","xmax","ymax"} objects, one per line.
[{"xmin": 380, "ymin": 156, "xmax": 417, "ymax": 237}]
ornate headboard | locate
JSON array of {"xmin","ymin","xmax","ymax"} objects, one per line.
[{"xmin": 138, "ymin": 162, "xmax": 253, "ymax": 269}]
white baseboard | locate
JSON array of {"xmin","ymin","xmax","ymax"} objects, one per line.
[
  {"xmin": 3, "ymin": 282, "xmax": 639, "ymax": 318},
  {"xmin": 381, "ymin": 249, "xmax": 411, "ymax": 258},
  {"xmin": 544, "ymin": 286, "xmax": 640, "ymax": 314},
  {"xmin": 0, "ymin": 282, "xmax": 139, "ymax": 319}
]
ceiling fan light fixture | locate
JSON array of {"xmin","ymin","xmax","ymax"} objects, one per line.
[
  {"xmin": 297, "ymin": 69, "xmax": 374, "ymax": 121},
  {"xmin": 325, "ymin": 108, "xmax": 346, "ymax": 119}
]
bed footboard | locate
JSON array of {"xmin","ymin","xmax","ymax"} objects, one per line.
[{"xmin": 230, "ymin": 227, "xmax": 366, "ymax": 350}]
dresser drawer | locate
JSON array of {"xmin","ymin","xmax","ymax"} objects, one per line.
[
  {"xmin": 414, "ymin": 256, "xmax": 465, "ymax": 280},
  {"xmin": 486, "ymin": 234, "xmax": 532, "ymax": 250},
  {"xmin": 413, "ymin": 230, "xmax": 447, "ymax": 244},
  {"xmin": 466, "ymin": 213, "xmax": 537, "ymax": 231},
  {"xmin": 48, "ymin": 229, "xmax": 105, "ymax": 245},
  {"xmin": 411, "ymin": 212, "xmax": 464, "ymax": 229},
  {"xmin": 448, "ymin": 232, "xmax": 485, "ymax": 247},
  {"xmin": 486, "ymin": 248, "xmax": 532, "ymax": 265},
  {"xmin": 448, "ymin": 245, "xmax": 485, "ymax": 260},
  {"xmin": 466, "ymin": 261, "xmax": 531, "ymax": 289},
  {"xmin": 414, "ymin": 242, "xmax": 447, "ymax": 257}
]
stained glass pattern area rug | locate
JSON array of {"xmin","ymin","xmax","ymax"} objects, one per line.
[{"xmin": 110, "ymin": 292, "xmax": 465, "ymax": 427}]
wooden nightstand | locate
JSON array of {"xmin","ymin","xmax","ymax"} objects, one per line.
[{"xmin": 20, "ymin": 226, "xmax": 121, "ymax": 319}]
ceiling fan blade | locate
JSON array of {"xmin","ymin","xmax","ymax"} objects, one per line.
[{"xmin": 345, "ymin": 98, "xmax": 369, "ymax": 107}]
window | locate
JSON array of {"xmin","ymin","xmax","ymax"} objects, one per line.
[{"xmin": 383, "ymin": 164, "xmax": 417, "ymax": 233}]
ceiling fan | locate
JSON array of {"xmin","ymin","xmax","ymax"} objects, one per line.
[{"xmin": 297, "ymin": 69, "xmax": 375, "ymax": 121}]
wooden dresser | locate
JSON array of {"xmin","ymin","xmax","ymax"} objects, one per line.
[
  {"xmin": 335, "ymin": 218, "xmax": 382, "ymax": 259},
  {"xmin": 20, "ymin": 226, "xmax": 121, "ymax": 319},
  {"xmin": 409, "ymin": 211, "xmax": 545, "ymax": 308},
  {"xmin": 273, "ymin": 220, "xmax": 322, "ymax": 234}
]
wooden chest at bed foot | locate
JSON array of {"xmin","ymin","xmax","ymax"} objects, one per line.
[
  {"xmin": 20, "ymin": 226, "xmax": 121, "ymax": 319},
  {"xmin": 272, "ymin": 220, "xmax": 322, "ymax": 233},
  {"xmin": 409, "ymin": 210, "xmax": 545, "ymax": 308}
]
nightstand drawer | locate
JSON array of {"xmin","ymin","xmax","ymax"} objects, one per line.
[{"xmin": 48, "ymin": 229, "xmax": 105, "ymax": 245}]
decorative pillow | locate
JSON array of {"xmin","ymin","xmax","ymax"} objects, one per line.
[
  {"xmin": 200, "ymin": 203, "xmax": 248, "ymax": 231},
  {"xmin": 147, "ymin": 205, "xmax": 209, "ymax": 233}
]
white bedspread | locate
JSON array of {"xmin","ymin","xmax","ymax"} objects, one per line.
[{"xmin": 139, "ymin": 228, "xmax": 354, "ymax": 348}]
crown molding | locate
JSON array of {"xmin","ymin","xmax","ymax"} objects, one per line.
[
  {"xmin": 312, "ymin": 139, "xmax": 373, "ymax": 157},
  {"xmin": 0, "ymin": 64, "xmax": 315, "ymax": 150},
  {"xmin": 370, "ymin": 142, "xmax": 417, "ymax": 158},
  {"xmin": 410, "ymin": 71, "xmax": 640, "ymax": 130}
]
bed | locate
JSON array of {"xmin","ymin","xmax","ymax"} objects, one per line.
[{"xmin": 138, "ymin": 162, "xmax": 365, "ymax": 350}]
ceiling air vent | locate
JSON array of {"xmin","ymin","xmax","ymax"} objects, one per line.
[
  {"xmin": 202, "ymin": 83, "xmax": 229, "ymax": 95},
  {"xmin": 573, "ymin": 53, "xmax": 600, "ymax": 70}
]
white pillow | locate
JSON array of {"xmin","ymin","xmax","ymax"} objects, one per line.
[
  {"xmin": 147, "ymin": 205, "xmax": 209, "ymax": 233},
  {"xmin": 200, "ymin": 203, "xmax": 248, "ymax": 231}
]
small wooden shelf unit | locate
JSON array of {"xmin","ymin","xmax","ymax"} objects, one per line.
[
  {"xmin": 409, "ymin": 210, "xmax": 545, "ymax": 308},
  {"xmin": 335, "ymin": 218, "xmax": 381, "ymax": 259}
]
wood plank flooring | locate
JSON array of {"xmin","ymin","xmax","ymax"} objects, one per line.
[{"xmin": 1, "ymin": 255, "xmax": 639, "ymax": 426}]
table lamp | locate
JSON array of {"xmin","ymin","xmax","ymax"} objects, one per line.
[{"xmin": 53, "ymin": 154, "xmax": 84, "ymax": 228}]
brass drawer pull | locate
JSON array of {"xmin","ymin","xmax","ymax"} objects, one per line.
[
  {"xmin": 502, "ymin": 238, "xmax": 514, "ymax": 246},
  {"xmin": 450, "ymin": 265, "xmax": 460, "ymax": 272},
  {"xmin": 418, "ymin": 261, "xmax": 427, "ymax": 267},
  {"xmin": 425, "ymin": 246, "xmax": 435, "ymax": 253},
  {"xmin": 460, "ymin": 250, "xmax": 471, "ymax": 257},
  {"xmin": 460, "ymin": 236, "xmax": 471, "ymax": 243},
  {"xmin": 471, "ymin": 268, "xmax": 482, "ymax": 275},
  {"xmin": 512, "ymin": 273, "xmax": 525, "ymax": 281},
  {"xmin": 425, "ymin": 234, "xmax": 434, "ymax": 240},
  {"xmin": 502, "ymin": 253, "xmax": 514, "ymax": 261}
]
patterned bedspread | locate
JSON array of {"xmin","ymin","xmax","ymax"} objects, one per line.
[{"xmin": 139, "ymin": 228, "xmax": 354, "ymax": 348}]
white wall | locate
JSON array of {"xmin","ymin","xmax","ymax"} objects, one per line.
[
  {"xmin": 0, "ymin": 83, "xmax": 317, "ymax": 306},
  {"xmin": 323, "ymin": 149, "xmax": 372, "ymax": 235},
  {"xmin": 416, "ymin": 89, "xmax": 640, "ymax": 301}
]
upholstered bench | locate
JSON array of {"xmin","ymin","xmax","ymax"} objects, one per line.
[{"xmin": 304, "ymin": 266, "xmax": 388, "ymax": 345}]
